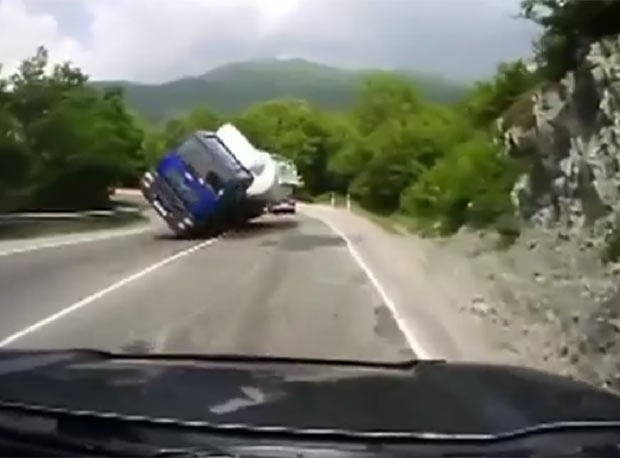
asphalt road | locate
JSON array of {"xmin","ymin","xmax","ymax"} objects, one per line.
[{"xmin": 0, "ymin": 213, "xmax": 413, "ymax": 362}]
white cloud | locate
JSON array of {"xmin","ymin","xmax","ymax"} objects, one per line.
[
  {"xmin": 0, "ymin": 0, "xmax": 540, "ymax": 82},
  {"xmin": 0, "ymin": 0, "xmax": 87, "ymax": 76}
]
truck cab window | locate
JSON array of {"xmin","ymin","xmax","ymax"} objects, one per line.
[
  {"xmin": 177, "ymin": 136, "xmax": 214, "ymax": 180},
  {"xmin": 199, "ymin": 135, "xmax": 250, "ymax": 179}
]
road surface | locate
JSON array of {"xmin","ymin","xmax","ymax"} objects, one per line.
[{"xmin": 0, "ymin": 213, "xmax": 413, "ymax": 362}]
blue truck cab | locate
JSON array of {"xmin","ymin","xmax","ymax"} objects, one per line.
[{"xmin": 140, "ymin": 131, "xmax": 253, "ymax": 236}]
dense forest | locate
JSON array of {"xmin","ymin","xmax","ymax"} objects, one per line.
[
  {"xmin": 1, "ymin": 0, "xmax": 618, "ymax": 235},
  {"xmin": 93, "ymin": 59, "xmax": 467, "ymax": 123}
]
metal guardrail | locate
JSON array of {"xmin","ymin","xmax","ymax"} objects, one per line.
[{"xmin": 0, "ymin": 207, "xmax": 142, "ymax": 225}]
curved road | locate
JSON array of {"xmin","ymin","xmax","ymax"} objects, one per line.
[{"xmin": 0, "ymin": 213, "xmax": 413, "ymax": 362}]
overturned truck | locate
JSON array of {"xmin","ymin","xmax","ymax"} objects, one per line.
[
  {"xmin": 140, "ymin": 129, "xmax": 254, "ymax": 237},
  {"xmin": 140, "ymin": 124, "xmax": 300, "ymax": 237},
  {"xmin": 215, "ymin": 124, "xmax": 280, "ymax": 221}
]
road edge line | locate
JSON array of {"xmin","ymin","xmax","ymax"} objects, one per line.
[
  {"xmin": 309, "ymin": 212, "xmax": 432, "ymax": 359},
  {"xmin": 0, "ymin": 238, "xmax": 217, "ymax": 347}
]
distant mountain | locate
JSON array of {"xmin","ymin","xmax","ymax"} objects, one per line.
[{"xmin": 94, "ymin": 58, "xmax": 468, "ymax": 123}]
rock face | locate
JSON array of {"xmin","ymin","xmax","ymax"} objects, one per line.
[
  {"xmin": 503, "ymin": 35, "xmax": 620, "ymax": 242},
  {"xmin": 496, "ymin": 35, "xmax": 620, "ymax": 392}
]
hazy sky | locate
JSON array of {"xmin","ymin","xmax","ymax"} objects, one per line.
[{"xmin": 0, "ymin": 0, "xmax": 540, "ymax": 83}]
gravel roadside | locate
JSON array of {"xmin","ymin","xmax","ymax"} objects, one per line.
[
  {"xmin": 302, "ymin": 204, "xmax": 620, "ymax": 392},
  {"xmin": 301, "ymin": 204, "xmax": 519, "ymax": 364}
]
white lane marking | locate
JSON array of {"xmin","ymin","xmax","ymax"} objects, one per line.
[
  {"xmin": 0, "ymin": 238, "xmax": 217, "ymax": 347},
  {"xmin": 0, "ymin": 226, "xmax": 150, "ymax": 258},
  {"xmin": 310, "ymin": 212, "xmax": 432, "ymax": 359}
]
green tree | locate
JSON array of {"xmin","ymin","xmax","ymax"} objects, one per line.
[
  {"xmin": 0, "ymin": 47, "xmax": 145, "ymax": 211},
  {"xmin": 401, "ymin": 133, "xmax": 520, "ymax": 233},
  {"xmin": 0, "ymin": 67, "xmax": 31, "ymax": 211},
  {"xmin": 521, "ymin": 0, "xmax": 620, "ymax": 80},
  {"xmin": 461, "ymin": 60, "xmax": 540, "ymax": 128},
  {"xmin": 0, "ymin": 43, "xmax": 533, "ymax": 231},
  {"xmin": 335, "ymin": 73, "xmax": 470, "ymax": 213},
  {"xmin": 161, "ymin": 107, "xmax": 221, "ymax": 149},
  {"xmin": 234, "ymin": 99, "xmax": 338, "ymax": 195},
  {"xmin": 352, "ymin": 72, "xmax": 424, "ymax": 133}
]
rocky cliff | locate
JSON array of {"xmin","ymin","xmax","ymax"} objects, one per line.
[
  {"xmin": 490, "ymin": 35, "xmax": 620, "ymax": 391},
  {"xmin": 503, "ymin": 34, "xmax": 620, "ymax": 245}
]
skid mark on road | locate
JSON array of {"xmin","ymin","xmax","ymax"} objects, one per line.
[
  {"xmin": 0, "ymin": 226, "xmax": 151, "ymax": 258},
  {"xmin": 0, "ymin": 238, "xmax": 218, "ymax": 347},
  {"xmin": 307, "ymin": 212, "xmax": 432, "ymax": 359}
]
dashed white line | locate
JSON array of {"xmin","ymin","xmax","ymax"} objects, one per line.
[
  {"xmin": 0, "ymin": 238, "xmax": 218, "ymax": 347},
  {"xmin": 310, "ymin": 211, "xmax": 432, "ymax": 360},
  {"xmin": 0, "ymin": 226, "xmax": 151, "ymax": 258}
]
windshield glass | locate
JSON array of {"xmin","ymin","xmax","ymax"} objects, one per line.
[
  {"xmin": 1, "ymin": 0, "xmax": 619, "ymax": 442},
  {"xmin": 198, "ymin": 133, "xmax": 250, "ymax": 178},
  {"xmin": 176, "ymin": 135, "xmax": 214, "ymax": 180}
]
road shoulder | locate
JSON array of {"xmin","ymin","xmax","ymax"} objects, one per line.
[{"xmin": 300, "ymin": 204, "xmax": 519, "ymax": 363}]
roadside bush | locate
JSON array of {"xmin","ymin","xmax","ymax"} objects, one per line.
[{"xmin": 400, "ymin": 133, "xmax": 520, "ymax": 234}]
